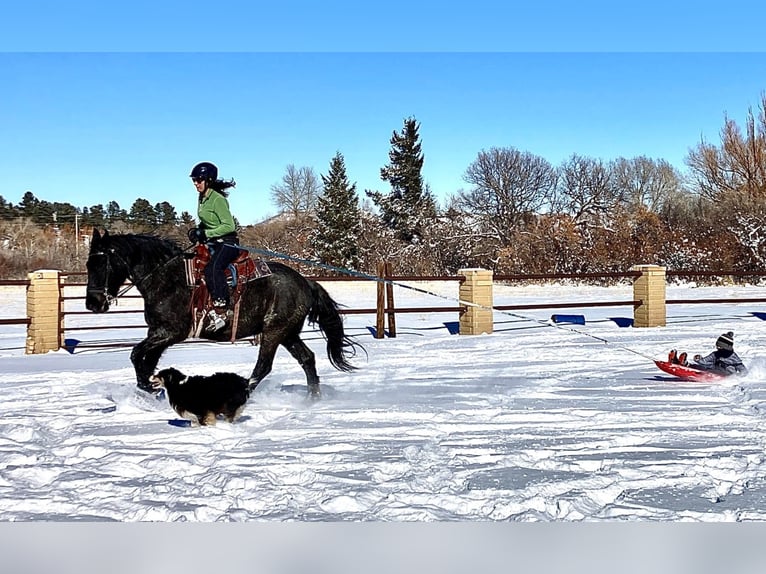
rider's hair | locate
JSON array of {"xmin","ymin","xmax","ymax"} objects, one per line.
[{"xmin": 205, "ymin": 178, "xmax": 236, "ymax": 198}]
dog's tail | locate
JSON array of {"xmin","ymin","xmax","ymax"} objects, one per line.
[{"xmin": 307, "ymin": 281, "xmax": 364, "ymax": 372}]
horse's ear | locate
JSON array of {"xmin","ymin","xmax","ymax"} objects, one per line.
[{"xmin": 91, "ymin": 228, "xmax": 109, "ymax": 249}]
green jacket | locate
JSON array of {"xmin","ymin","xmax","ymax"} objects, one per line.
[{"xmin": 197, "ymin": 190, "xmax": 236, "ymax": 239}]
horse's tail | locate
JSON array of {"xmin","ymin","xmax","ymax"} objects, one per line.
[{"xmin": 307, "ymin": 281, "xmax": 363, "ymax": 372}]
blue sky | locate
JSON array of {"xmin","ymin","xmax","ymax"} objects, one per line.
[{"xmin": 2, "ymin": 2, "xmax": 766, "ymax": 225}]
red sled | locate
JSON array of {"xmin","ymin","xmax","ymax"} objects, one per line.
[{"xmin": 654, "ymin": 360, "xmax": 729, "ymax": 382}]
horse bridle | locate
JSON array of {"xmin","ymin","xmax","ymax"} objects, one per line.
[
  {"xmin": 86, "ymin": 249, "xmax": 124, "ymax": 305},
  {"xmin": 86, "ymin": 244, "xmax": 193, "ymax": 304}
]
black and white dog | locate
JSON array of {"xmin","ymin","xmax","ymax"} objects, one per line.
[{"xmin": 149, "ymin": 367, "xmax": 250, "ymax": 426}]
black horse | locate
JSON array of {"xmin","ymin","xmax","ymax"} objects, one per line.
[{"xmin": 84, "ymin": 229, "xmax": 360, "ymax": 395}]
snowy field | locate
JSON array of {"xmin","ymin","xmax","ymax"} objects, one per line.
[{"xmin": 3, "ymin": 279, "xmax": 766, "ymax": 526}]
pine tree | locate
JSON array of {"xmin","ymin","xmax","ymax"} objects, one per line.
[
  {"xmin": 154, "ymin": 201, "xmax": 178, "ymax": 225},
  {"xmin": 311, "ymin": 152, "xmax": 361, "ymax": 270},
  {"xmin": 179, "ymin": 211, "xmax": 196, "ymax": 227},
  {"xmin": 106, "ymin": 201, "xmax": 127, "ymax": 222},
  {"xmin": 84, "ymin": 204, "xmax": 107, "ymax": 228},
  {"xmin": 128, "ymin": 198, "xmax": 157, "ymax": 225},
  {"xmin": 0, "ymin": 196, "xmax": 17, "ymax": 219},
  {"xmin": 18, "ymin": 191, "xmax": 40, "ymax": 220},
  {"xmin": 366, "ymin": 116, "xmax": 437, "ymax": 243}
]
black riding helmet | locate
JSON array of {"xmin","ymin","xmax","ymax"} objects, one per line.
[{"xmin": 190, "ymin": 161, "xmax": 218, "ymax": 182}]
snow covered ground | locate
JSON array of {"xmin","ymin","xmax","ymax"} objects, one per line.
[{"xmin": 3, "ymin": 279, "xmax": 766, "ymax": 524}]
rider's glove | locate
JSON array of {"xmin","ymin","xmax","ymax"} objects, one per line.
[{"xmin": 187, "ymin": 227, "xmax": 207, "ymax": 244}]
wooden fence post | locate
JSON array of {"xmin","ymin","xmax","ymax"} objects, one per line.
[
  {"xmin": 384, "ymin": 261, "xmax": 397, "ymax": 338},
  {"xmin": 26, "ymin": 269, "xmax": 63, "ymax": 354},
  {"xmin": 631, "ymin": 264, "xmax": 666, "ymax": 327},
  {"xmin": 375, "ymin": 261, "xmax": 385, "ymax": 339},
  {"xmin": 458, "ymin": 268, "xmax": 493, "ymax": 335}
]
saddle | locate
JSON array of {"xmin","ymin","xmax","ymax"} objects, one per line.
[{"xmin": 184, "ymin": 243, "xmax": 272, "ymax": 340}]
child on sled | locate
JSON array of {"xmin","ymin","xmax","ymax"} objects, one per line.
[{"xmin": 669, "ymin": 331, "xmax": 747, "ymax": 376}]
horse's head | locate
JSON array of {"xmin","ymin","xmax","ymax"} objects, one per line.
[{"xmin": 85, "ymin": 229, "xmax": 129, "ymax": 313}]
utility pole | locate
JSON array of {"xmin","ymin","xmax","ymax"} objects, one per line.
[
  {"xmin": 52, "ymin": 212, "xmax": 60, "ymax": 242},
  {"xmin": 74, "ymin": 213, "xmax": 80, "ymax": 257}
]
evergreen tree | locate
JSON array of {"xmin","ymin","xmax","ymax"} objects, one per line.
[
  {"xmin": 15, "ymin": 192, "xmax": 62, "ymax": 225},
  {"xmin": 311, "ymin": 152, "xmax": 361, "ymax": 270},
  {"xmin": 84, "ymin": 204, "xmax": 107, "ymax": 228},
  {"xmin": 51, "ymin": 202, "xmax": 78, "ymax": 223},
  {"xmin": 0, "ymin": 196, "xmax": 17, "ymax": 220},
  {"xmin": 128, "ymin": 198, "xmax": 157, "ymax": 224},
  {"xmin": 32, "ymin": 199, "xmax": 54, "ymax": 225},
  {"xmin": 154, "ymin": 201, "xmax": 178, "ymax": 225},
  {"xmin": 179, "ymin": 211, "xmax": 195, "ymax": 227},
  {"xmin": 366, "ymin": 116, "xmax": 437, "ymax": 243},
  {"xmin": 18, "ymin": 191, "xmax": 40, "ymax": 220},
  {"xmin": 106, "ymin": 201, "xmax": 127, "ymax": 222}
]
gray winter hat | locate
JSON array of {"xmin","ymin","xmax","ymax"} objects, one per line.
[{"xmin": 716, "ymin": 331, "xmax": 734, "ymax": 351}]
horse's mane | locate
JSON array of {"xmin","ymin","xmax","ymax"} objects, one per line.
[
  {"xmin": 107, "ymin": 233, "xmax": 181, "ymax": 255},
  {"xmin": 102, "ymin": 233, "xmax": 183, "ymax": 266}
]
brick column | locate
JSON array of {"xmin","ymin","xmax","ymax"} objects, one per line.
[
  {"xmin": 631, "ymin": 264, "xmax": 666, "ymax": 328},
  {"xmin": 26, "ymin": 269, "xmax": 63, "ymax": 354},
  {"xmin": 458, "ymin": 268, "xmax": 493, "ymax": 335}
]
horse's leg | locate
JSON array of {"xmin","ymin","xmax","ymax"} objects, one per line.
[
  {"xmin": 130, "ymin": 330, "xmax": 185, "ymax": 391},
  {"xmin": 247, "ymin": 335, "xmax": 281, "ymax": 391},
  {"xmin": 282, "ymin": 334, "xmax": 320, "ymax": 396}
]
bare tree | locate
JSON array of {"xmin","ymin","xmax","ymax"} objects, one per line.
[
  {"xmin": 686, "ymin": 94, "xmax": 766, "ymax": 201},
  {"xmin": 457, "ymin": 147, "xmax": 557, "ymax": 247},
  {"xmin": 555, "ymin": 154, "xmax": 622, "ymax": 228},
  {"xmin": 270, "ymin": 165, "xmax": 321, "ymax": 217},
  {"xmin": 683, "ymin": 94, "xmax": 766, "ymax": 269},
  {"xmin": 726, "ymin": 193, "xmax": 766, "ymax": 268},
  {"xmin": 611, "ymin": 156, "xmax": 684, "ymax": 212}
]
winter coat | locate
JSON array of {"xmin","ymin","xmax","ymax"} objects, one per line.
[{"xmin": 693, "ymin": 349, "xmax": 747, "ymax": 376}]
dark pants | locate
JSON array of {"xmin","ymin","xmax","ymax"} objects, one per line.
[{"xmin": 204, "ymin": 241, "xmax": 239, "ymax": 307}]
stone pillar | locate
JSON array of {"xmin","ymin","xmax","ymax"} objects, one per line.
[
  {"xmin": 26, "ymin": 269, "xmax": 63, "ymax": 354},
  {"xmin": 631, "ymin": 264, "xmax": 666, "ymax": 328},
  {"xmin": 458, "ymin": 268, "xmax": 493, "ymax": 335}
]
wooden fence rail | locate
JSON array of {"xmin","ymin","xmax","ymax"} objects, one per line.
[{"xmin": 4, "ymin": 263, "xmax": 766, "ymax": 354}]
